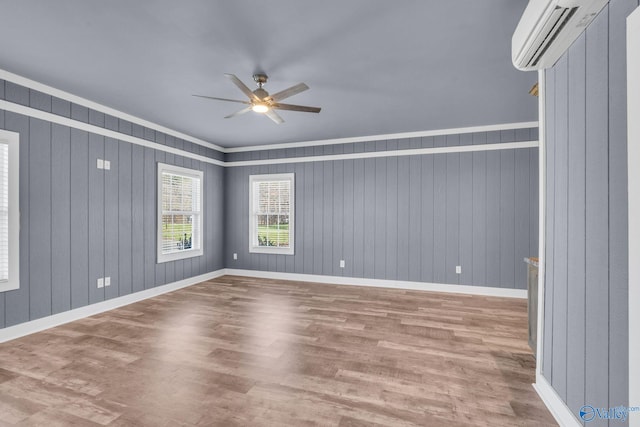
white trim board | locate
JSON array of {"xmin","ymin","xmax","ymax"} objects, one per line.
[
  {"xmin": 0, "ymin": 99, "xmax": 224, "ymax": 167},
  {"xmin": 536, "ymin": 69, "xmax": 547, "ymax": 376},
  {"xmin": 628, "ymin": 6, "xmax": 640, "ymax": 426},
  {"xmin": 226, "ymin": 140, "xmax": 539, "ymax": 167},
  {"xmin": 0, "ymin": 269, "xmax": 226, "ymax": 344},
  {"xmin": 223, "ymin": 269, "xmax": 527, "ymax": 298},
  {"xmin": 0, "ymin": 68, "xmax": 225, "ymax": 153},
  {"xmin": 533, "ymin": 374, "xmax": 582, "ymax": 427},
  {"xmin": 225, "ymin": 121, "xmax": 539, "ymax": 153}
]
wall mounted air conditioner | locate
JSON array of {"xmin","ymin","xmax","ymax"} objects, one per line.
[{"xmin": 512, "ymin": 0, "xmax": 609, "ymax": 71}]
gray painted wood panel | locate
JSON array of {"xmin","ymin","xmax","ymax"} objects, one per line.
[
  {"xmin": 485, "ymin": 150, "xmax": 501, "ymax": 287},
  {"xmin": 499, "ymin": 150, "xmax": 515, "ymax": 289},
  {"xmin": 608, "ymin": 0, "xmax": 635, "ymax": 413},
  {"xmin": 313, "ymin": 161, "xmax": 323, "ymax": 275},
  {"xmin": 143, "ymin": 148, "xmax": 155, "ymax": 288},
  {"xmin": 342, "ymin": 159, "xmax": 354, "ymax": 277},
  {"xmin": 118, "ymin": 141, "xmax": 133, "ymax": 296},
  {"xmin": 386, "ymin": 155, "xmax": 398, "ymax": 280},
  {"xmin": 514, "ymin": 149, "xmax": 530, "ymax": 291},
  {"xmin": 529, "ymin": 150, "xmax": 538, "ymax": 258},
  {"xmin": 396, "ymin": 156, "xmax": 410, "ymax": 281},
  {"xmin": 29, "ymin": 90, "xmax": 51, "ymax": 112},
  {"xmin": 88, "ymin": 133, "xmax": 105, "ymax": 305},
  {"xmin": 566, "ymin": 31, "xmax": 586, "ymax": 416},
  {"xmin": 131, "ymin": 145, "xmax": 145, "ymax": 294},
  {"xmin": 51, "ymin": 124, "xmax": 71, "ymax": 314},
  {"xmin": 332, "ymin": 160, "xmax": 343, "ymax": 277},
  {"xmin": 28, "ymin": 118, "xmax": 52, "ymax": 319},
  {"xmin": 472, "ymin": 134, "xmax": 487, "ymax": 286},
  {"xmin": 551, "ymin": 53, "xmax": 568, "ymax": 399},
  {"xmin": 104, "ymin": 138, "xmax": 119, "ymax": 300},
  {"xmin": 420, "ymin": 152, "xmax": 435, "ymax": 283},
  {"xmin": 374, "ymin": 156, "xmax": 386, "ymax": 280},
  {"xmin": 445, "ymin": 152, "xmax": 460, "ymax": 284},
  {"xmin": 5, "ymin": 82, "xmax": 29, "ymax": 106},
  {"xmin": 323, "ymin": 160, "xmax": 333, "ymax": 275},
  {"xmin": 69, "ymin": 129, "xmax": 89, "ymax": 309},
  {"xmin": 154, "ymin": 151, "xmax": 167, "ymax": 286},
  {"xmin": 363, "ymin": 158, "xmax": 376, "ymax": 278},
  {"xmin": 542, "ymin": 1, "xmax": 632, "ymax": 420},
  {"xmin": 584, "ymin": 10, "xmax": 610, "ymax": 423},
  {"xmin": 352, "ymin": 159, "xmax": 365, "ymax": 278},
  {"xmin": 432, "ymin": 153, "xmax": 447, "ymax": 283},
  {"xmin": 408, "ymin": 154, "xmax": 421, "ymax": 282},
  {"xmin": 459, "ymin": 152, "xmax": 473, "ymax": 285}
]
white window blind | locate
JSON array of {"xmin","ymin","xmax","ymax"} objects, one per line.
[
  {"xmin": 249, "ymin": 173, "xmax": 295, "ymax": 255},
  {"xmin": 0, "ymin": 142, "xmax": 8, "ymax": 282},
  {"xmin": 0, "ymin": 130, "xmax": 19, "ymax": 293},
  {"xmin": 157, "ymin": 163, "xmax": 203, "ymax": 263}
]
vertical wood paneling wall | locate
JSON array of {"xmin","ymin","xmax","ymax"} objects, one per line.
[
  {"xmin": 542, "ymin": 0, "xmax": 635, "ymax": 423},
  {"xmin": 224, "ymin": 130, "xmax": 539, "ymax": 290},
  {"xmin": 0, "ymin": 81, "xmax": 225, "ymax": 329}
]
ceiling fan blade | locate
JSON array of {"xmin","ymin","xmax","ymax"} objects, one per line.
[
  {"xmin": 224, "ymin": 106, "xmax": 253, "ymax": 119},
  {"xmin": 193, "ymin": 95, "xmax": 250, "ymax": 104},
  {"xmin": 225, "ymin": 73, "xmax": 261, "ymax": 102},
  {"xmin": 267, "ymin": 83, "xmax": 309, "ymax": 102},
  {"xmin": 272, "ymin": 102, "xmax": 321, "ymax": 113},
  {"xmin": 265, "ymin": 109, "xmax": 284, "ymax": 124}
]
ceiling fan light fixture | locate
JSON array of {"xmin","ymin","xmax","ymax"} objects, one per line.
[{"xmin": 252, "ymin": 103, "xmax": 269, "ymax": 113}]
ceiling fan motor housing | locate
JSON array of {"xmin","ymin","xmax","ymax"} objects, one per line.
[{"xmin": 253, "ymin": 87, "xmax": 269, "ymax": 99}]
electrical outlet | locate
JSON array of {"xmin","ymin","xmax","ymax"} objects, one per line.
[
  {"xmin": 105, "ymin": 277, "xmax": 111, "ymax": 287},
  {"xmin": 339, "ymin": 260, "xmax": 345, "ymax": 268},
  {"xmin": 456, "ymin": 265, "xmax": 462, "ymax": 274},
  {"xmin": 97, "ymin": 278, "xmax": 104, "ymax": 288},
  {"xmin": 233, "ymin": 253, "xmax": 238, "ymax": 260},
  {"xmin": 104, "ymin": 160, "xmax": 111, "ymax": 170},
  {"xmin": 97, "ymin": 158, "xmax": 104, "ymax": 169}
]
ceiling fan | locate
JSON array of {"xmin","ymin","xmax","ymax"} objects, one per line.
[{"xmin": 194, "ymin": 73, "xmax": 321, "ymax": 124}]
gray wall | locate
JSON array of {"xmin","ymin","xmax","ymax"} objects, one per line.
[
  {"xmin": 224, "ymin": 129, "xmax": 539, "ymax": 289},
  {"xmin": 542, "ymin": 0, "xmax": 634, "ymax": 424},
  {"xmin": 0, "ymin": 80, "xmax": 225, "ymax": 329}
]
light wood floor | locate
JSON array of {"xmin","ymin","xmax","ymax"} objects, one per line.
[{"xmin": 0, "ymin": 276, "xmax": 556, "ymax": 426}]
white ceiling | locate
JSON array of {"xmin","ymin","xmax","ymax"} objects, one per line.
[{"xmin": 0, "ymin": 0, "xmax": 537, "ymax": 148}]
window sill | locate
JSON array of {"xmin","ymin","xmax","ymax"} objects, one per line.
[
  {"xmin": 157, "ymin": 248, "xmax": 203, "ymax": 264},
  {"xmin": 249, "ymin": 247, "xmax": 294, "ymax": 255}
]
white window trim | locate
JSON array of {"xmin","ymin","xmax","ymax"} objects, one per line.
[
  {"xmin": 0, "ymin": 130, "xmax": 19, "ymax": 292},
  {"xmin": 156, "ymin": 162, "xmax": 204, "ymax": 263},
  {"xmin": 249, "ymin": 173, "xmax": 295, "ymax": 255}
]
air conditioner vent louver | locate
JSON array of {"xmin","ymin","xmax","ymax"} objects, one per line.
[
  {"xmin": 526, "ymin": 6, "xmax": 578, "ymax": 67},
  {"xmin": 512, "ymin": 0, "xmax": 609, "ymax": 71}
]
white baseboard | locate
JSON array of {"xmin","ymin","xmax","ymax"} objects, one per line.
[
  {"xmin": 0, "ymin": 269, "xmax": 226, "ymax": 344},
  {"xmin": 533, "ymin": 374, "xmax": 581, "ymax": 427},
  {"xmin": 222, "ymin": 269, "xmax": 527, "ymax": 298}
]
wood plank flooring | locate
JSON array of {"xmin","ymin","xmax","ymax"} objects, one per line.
[{"xmin": 0, "ymin": 276, "xmax": 556, "ymax": 426}]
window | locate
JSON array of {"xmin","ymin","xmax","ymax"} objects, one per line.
[
  {"xmin": 0, "ymin": 130, "xmax": 19, "ymax": 292},
  {"xmin": 249, "ymin": 173, "xmax": 294, "ymax": 255},
  {"xmin": 157, "ymin": 163, "xmax": 203, "ymax": 263}
]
